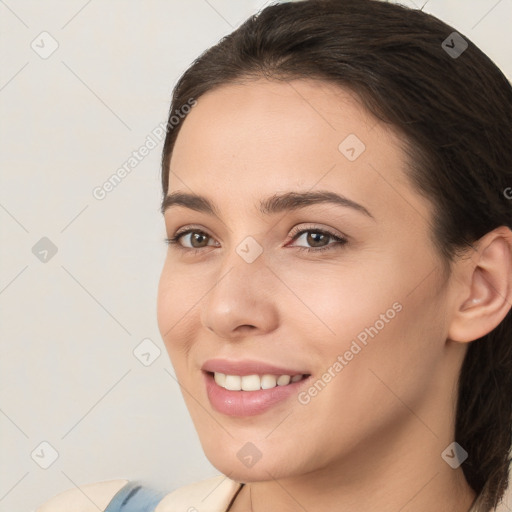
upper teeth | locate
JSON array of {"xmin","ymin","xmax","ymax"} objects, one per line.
[{"xmin": 213, "ymin": 372, "xmax": 304, "ymax": 391}]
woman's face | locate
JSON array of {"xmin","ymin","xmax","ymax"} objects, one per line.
[{"xmin": 157, "ymin": 79, "xmax": 462, "ymax": 482}]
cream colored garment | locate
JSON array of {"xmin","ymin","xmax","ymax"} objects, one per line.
[
  {"xmin": 36, "ymin": 474, "xmax": 241, "ymax": 512},
  {"xmin": 154, "ymin": 474, "xmax": 241, "ymax": 511}
]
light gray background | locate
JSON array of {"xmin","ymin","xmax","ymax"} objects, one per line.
[{"xmin": 1, "ymin": 1, "xmax": 511, "ymax": 511}]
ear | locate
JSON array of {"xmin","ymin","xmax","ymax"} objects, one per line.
[{"xmin": 447, "ymin": 226, "xmax": 512, "ymax": 343}]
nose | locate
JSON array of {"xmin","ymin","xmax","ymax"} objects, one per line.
[{"xmin": 200, "ymin": 254, "xmax": 280, "ymax": 341}]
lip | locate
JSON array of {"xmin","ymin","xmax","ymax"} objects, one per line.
[
  {"xmin": 201, "ymin": 358, "xmax": 309, "ymax": 377},
  {"xmin": 203, "ymin": 372, "xmax": 312, "ymax": 417}
]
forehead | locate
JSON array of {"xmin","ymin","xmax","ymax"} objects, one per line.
[
  {"xmin": 167, "ymin": 78, "xmax": 432, "ymax": 226},
  {"xmin": 171, "ymin": 78, "xmax": 377, "ymax": 170}
]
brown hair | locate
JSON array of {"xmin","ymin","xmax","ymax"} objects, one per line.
[{"xmin": 160, "ymin": 0, "xmax": 512, "ymax": 508}]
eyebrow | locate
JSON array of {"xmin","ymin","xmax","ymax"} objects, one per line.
[{"xmin": 161, "ymin": 190, "xmax": 375, "ymax": 220}]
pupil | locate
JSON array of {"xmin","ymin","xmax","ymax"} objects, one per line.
[
  {"xmin": 193, "ymin": 233, "xmax": 207, "ymax": 247},
  {"xmin": 308, "ymin": 232, "xmax": 326, "ymax": 247}
]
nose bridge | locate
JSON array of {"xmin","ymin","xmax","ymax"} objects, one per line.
[
  {"xmin": 200, "ymin": 238, "xmax": 278, "ymax": 336},
  {"xmin": 210, "ymin": 237, "xmax": 269, "ymax": 305},
  {"xmin": 218, "ymin": 212, "xmax": 270, "ymax": 270}
]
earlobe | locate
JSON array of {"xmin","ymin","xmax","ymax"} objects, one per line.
[{"xmin": 447, "ymin": 227, "xmax": 512, "ymax": 343}]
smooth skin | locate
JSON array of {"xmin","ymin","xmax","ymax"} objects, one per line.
[{"xmin": 157, "ymin": 78, "xmax": 512, "ymax": 512}]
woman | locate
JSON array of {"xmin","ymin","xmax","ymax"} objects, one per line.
[{"xmin": 37, "ymin": 0, "xmax": 512, "ymax": 510}]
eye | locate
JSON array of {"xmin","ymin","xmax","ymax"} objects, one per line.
[
  {"xmin": 164, "ymin": 224, "xmax": 347, "ymax": 254},
  {"xmin": 287, "ymin": 225, "xmax": 347, "ymax": 253},
  {"xmin": 164, "ymin": 227, "xmax": 217, "ymax": 254}
]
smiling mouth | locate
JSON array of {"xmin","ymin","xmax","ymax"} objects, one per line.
[{"xmin": 206, "ymin": 371, "xmax": 311, "ymax": 391}]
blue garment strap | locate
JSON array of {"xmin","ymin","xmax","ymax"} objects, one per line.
[{"xmin": 104, "ymin": 480, "xmax": 168, "ymax": 512}]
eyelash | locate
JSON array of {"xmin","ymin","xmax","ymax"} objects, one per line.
[{"xmin": 164, "ymin": 225, "xmax": 347, "ymax": 255}]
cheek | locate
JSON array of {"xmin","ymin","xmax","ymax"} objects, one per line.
[
  {"xmin": 278, "ymin": 258, "xmax": 399, "ymax": 343},
  {"xmin": 297, "ymin": 250, "xmax": 445, "ymax": 401},
  {"xmin": 314, "ymin": 279, "xmax": 446, "ymax": 427},
  {"xmin": 293, "ymin": 303, "xmax": 439, "ymax": 460},
  {"xmin": 156, "ymin": 262, "xmax": 199, "ymax": 360}
]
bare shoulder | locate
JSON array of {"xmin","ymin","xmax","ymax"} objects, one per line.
[{"xmin": 36, "ymin": 479, "xmax": 129, "ymax": 512}]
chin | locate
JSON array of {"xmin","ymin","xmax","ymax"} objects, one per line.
[{"xmin": 205, "ymin": 451, "xmax": 301, "ymax": 482}]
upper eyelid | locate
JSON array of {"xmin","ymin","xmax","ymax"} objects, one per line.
[{"xmin": 173, "ymin": 223, "xmax": 343, "ymax": 235}]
